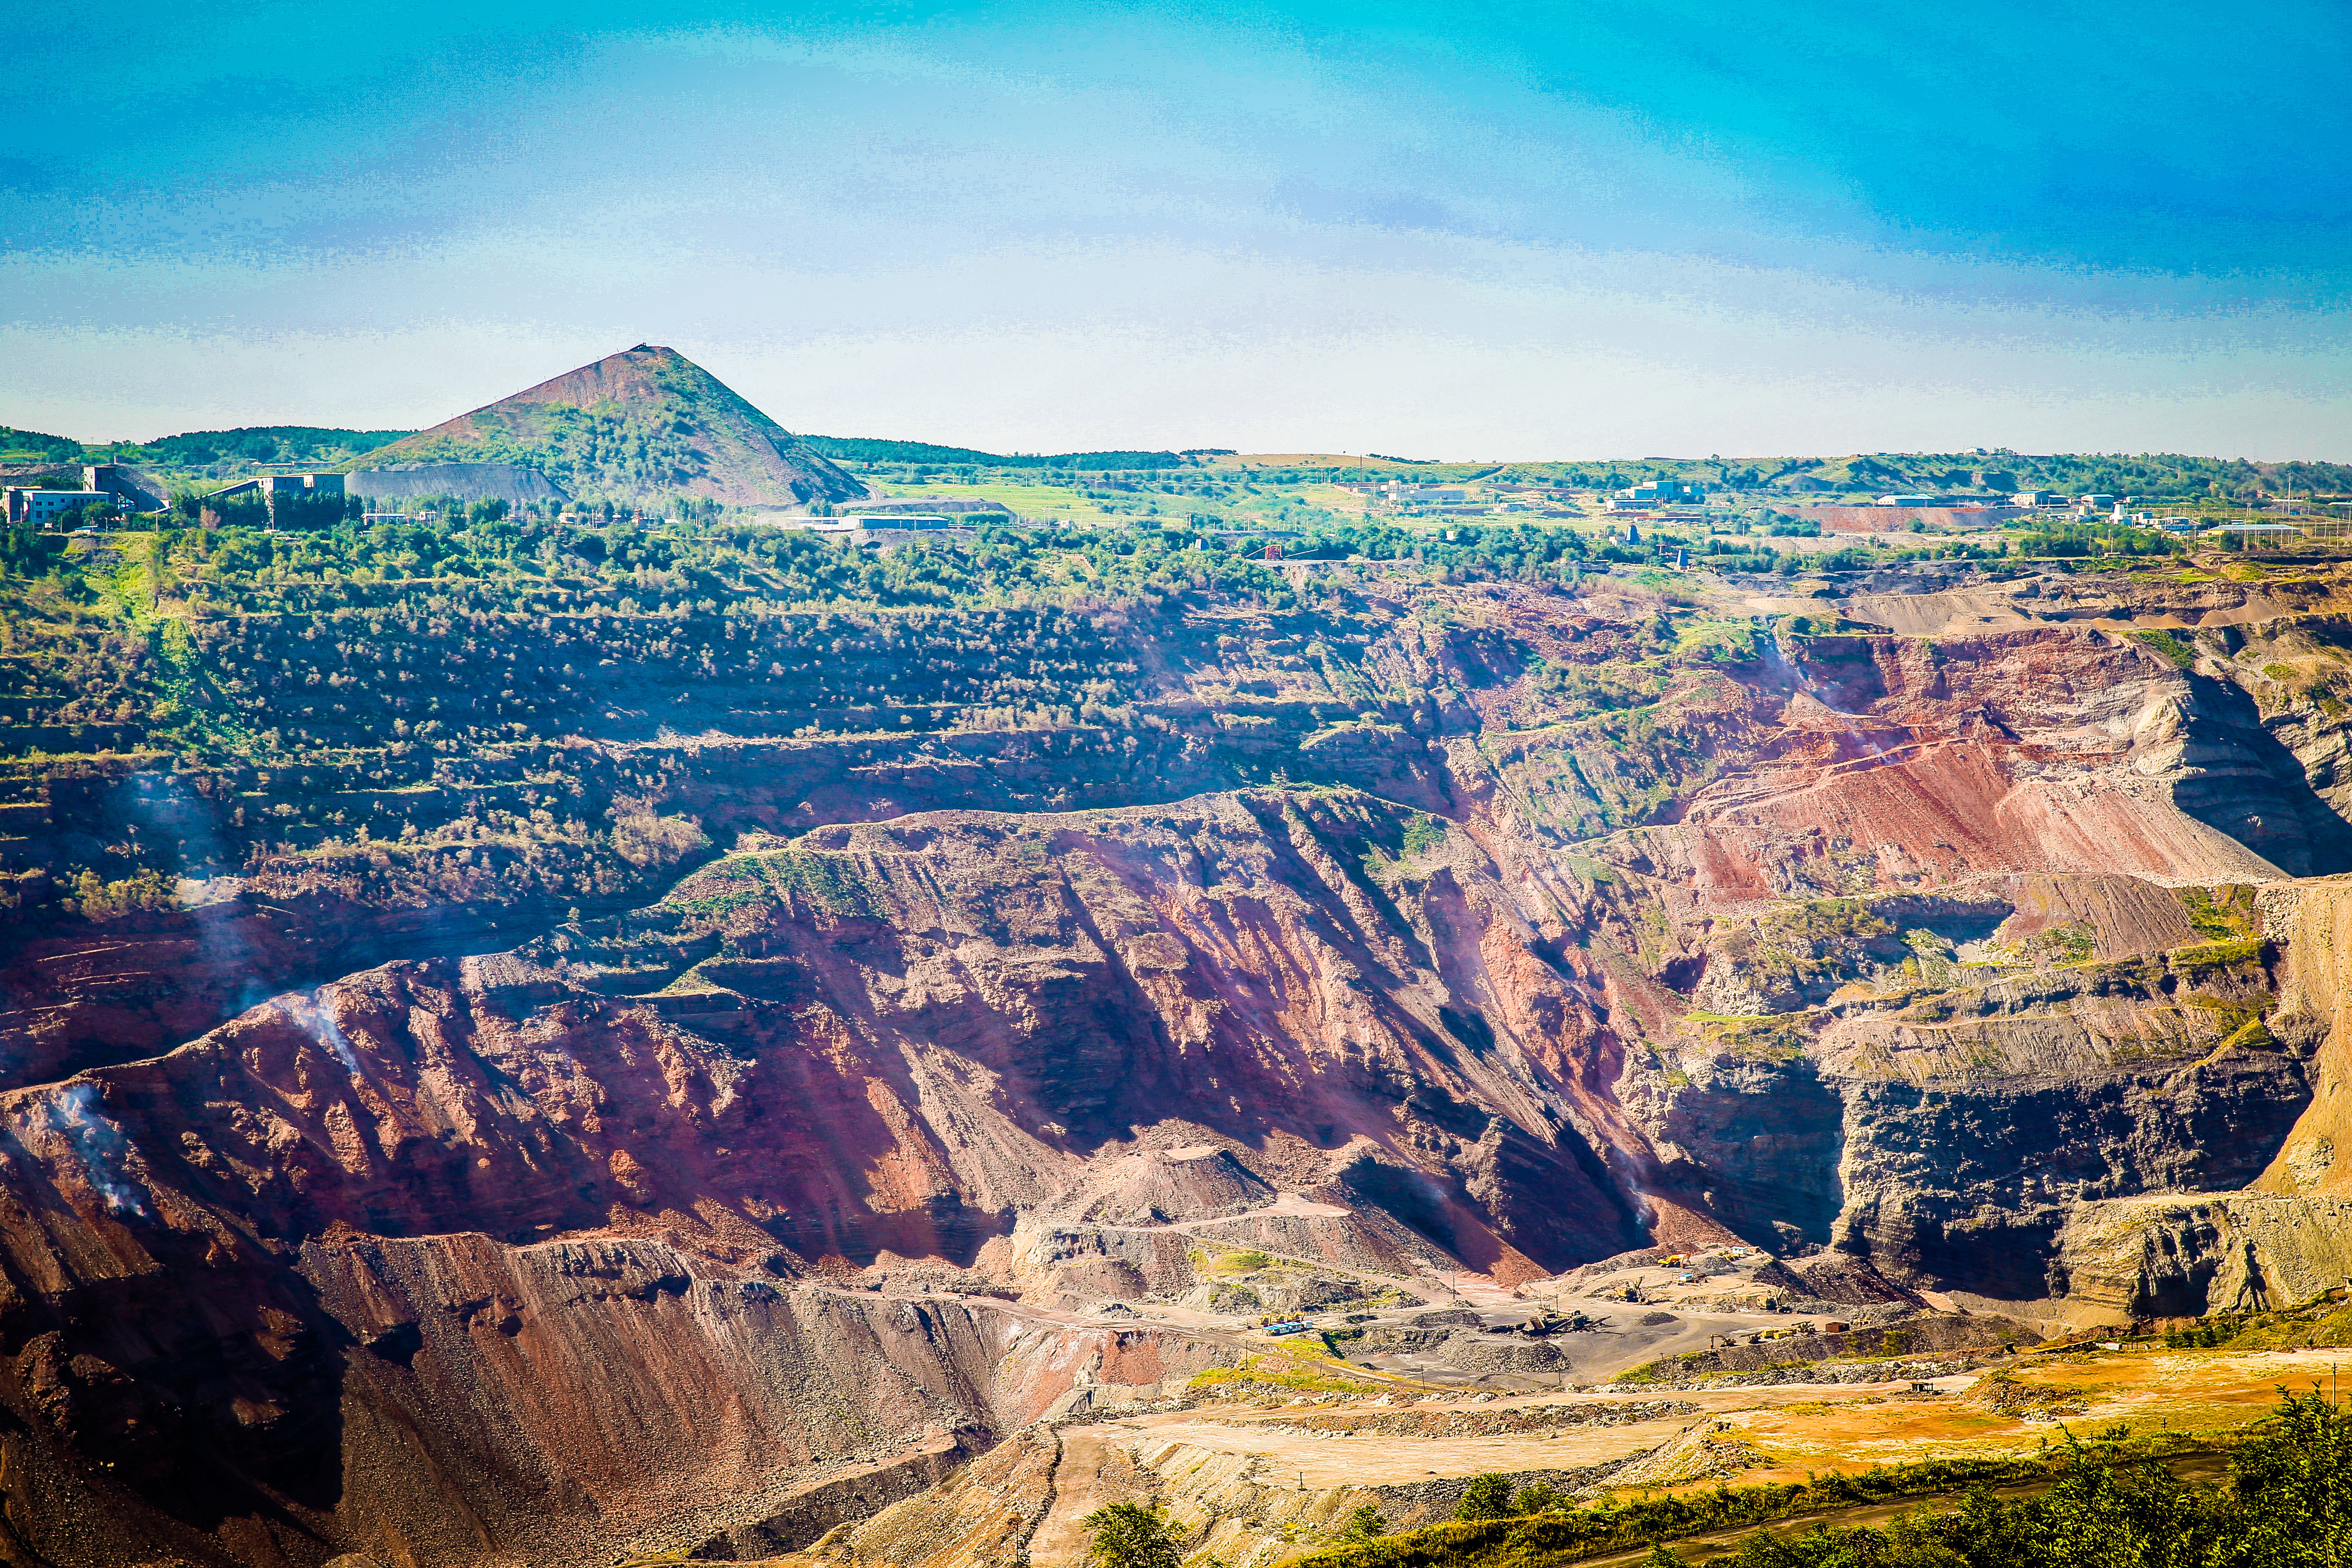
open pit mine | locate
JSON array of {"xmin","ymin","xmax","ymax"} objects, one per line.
[{"xmin": 11, "ymin": 549, "xmax": 2352, "ymax": 1568}]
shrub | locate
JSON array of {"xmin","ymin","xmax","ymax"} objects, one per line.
[
  {"xmin": 1296, "ymin": 1392, "xmax": 2352, "ymax": 1568},
  {"xmin": 1457, "ymin": 1474, "xmax": 1513, "ymax": 1522},
  {"xmin": 1080, "ymin": 1502, "xmax": 1183, "ymax": 1568}
]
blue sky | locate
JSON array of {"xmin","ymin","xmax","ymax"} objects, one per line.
[{"xmin": 6, "ymin": 0, "xmax": 2350, "ymax": 457}]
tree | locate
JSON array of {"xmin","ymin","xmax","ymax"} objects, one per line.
[
  {"xmin": 1457, "ymin": 1473, "xmax": 1513, "ymax": 1522},
  {"xmin": 1513, "ymin": 1483, "xmax": 1566, "ymax": 1515},
  {"xmin": 1080, "ymin": 1502, "xmax": 1183, "ymax": 1568},
  {"xmin": 2214, "ymin": 1388, "xmax": 2352, "ymax": 1568},
  {"xmin": 1340, "ymin": 1504, "xmax": 1386, "ymax": 1541}
]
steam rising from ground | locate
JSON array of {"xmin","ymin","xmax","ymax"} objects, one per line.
[
  {"xmin": 275, "ymin": 989, "xmax": 363, "ymax": 1075},
  {"xmin": 18, "ymin": 1085, "xmax": 148, "ymax": 1218}
]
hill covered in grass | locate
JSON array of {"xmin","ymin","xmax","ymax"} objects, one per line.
[
  {"xmin": 139, "ymin": 426, "xmax": 413, "ymax": 467},
  {"xmin": 798, "ymin": 434, "xmax": 1190, "ymax": 469},
  {"xmin": 346, "ymin": 344, "xmax": 864, "ymax": 511},
  {"xmin": 1491, "ymin": 450, "xmax": 2352, "ymax": 500}
]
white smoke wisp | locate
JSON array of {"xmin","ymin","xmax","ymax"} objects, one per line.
[
  {"xmin": 275, "ymin": 989, "xmax": 363, "ymax": 1076},
  {"xmin": 20, "ymin": 1084, "xmax": 150, "ymax": 1219},
  {"xmin": 121, "ymin": 767, "xmax": 281, "ymax": 1025}
]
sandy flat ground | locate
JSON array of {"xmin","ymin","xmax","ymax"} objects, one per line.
[
  {"xmin": 1089, "ymin": 1341, "xmax": 2352, "ymax": 1494},
  {"xmin": 1104, "ymin": 1412, "xmax": 1703, "ymax": 1487},
  {"xmin": 787, "ymin": 1342, "xmax": 2347, "ymax": 1568}
]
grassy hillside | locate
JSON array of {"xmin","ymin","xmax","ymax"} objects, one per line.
[
  {"xmin": 1494, "ymin": 451, "xmax": 2352, "ymax": 501},
  {"xmin": 139, "ymin": 426, "xmax": 412, "ymax": 467},
  {"xmin": 349, "ymin": 344, "xmax": 861, "ymax": 510},
  {"xmin": 0, "ymin": 426, "xmax": 87, "ymax": 465},
  {"xmin": 801, "ymin": 434, "xmax": 1187, "ymax": 469}
]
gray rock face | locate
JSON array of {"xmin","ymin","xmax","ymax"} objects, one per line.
[
  {"xmin": 1629, "ymin": 889, "xmax": 2313, "ymax": 1297},
  {"xmin": 2054, "ymin": 1193, "xmax": 2352, "ymax": 1317},
  {"xmin": 1826, "ymin": 1047, "xmax": 2310, "ymax": 1296},
  {"xmin": 347, "ymin": 462, "xmax": 569, "ymax": 503}
]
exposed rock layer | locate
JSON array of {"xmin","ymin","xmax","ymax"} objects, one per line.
[{"xmin": 14, "ymin": 567, "xmax": 2352, "ymax": 1560}]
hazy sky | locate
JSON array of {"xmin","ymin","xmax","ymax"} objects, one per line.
[{"xmin": 7, "ymin": 0, "xmax": 2350, "ymax": 457}]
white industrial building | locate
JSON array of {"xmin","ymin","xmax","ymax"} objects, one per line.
[{"xmin": 3, "ymin": 488, "xmax": 110, "ymax": 526}]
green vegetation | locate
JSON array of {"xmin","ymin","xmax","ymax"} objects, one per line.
[
  {"xmin": 1214, "ymin": 1249, "xmax": 1274, "ymax": 1271},
  {"xmin": 658, "ymin": 857, "xmax": 776, "ymax": 922},
  {"xmin": 1689, "ymin": 1014, "xmax": 1810, "ymax": 1061},
  {"xmin": 1495, "ymin": 451, "xmax": 2352, "ymax": 505},
  {"xmin": 2016, "ymin": 523, "xmax": 2187, "ymax": 559},
  {"xmin": 1082, "ymin": 1502, "xmax": 1185, "ymax": 1568},
  {"xmin": 0, "ymin": 516, "xmax": 1301, "ymax": 762},
  {"xmin": 1187, "ymin": 1362, "xmax": 1376, "ymax": 1394},
  {"xmin": 1528, "ymin": 658, "xmax": 1671, "ymax": 713},
  {"xmin": 14, "ymin": 499, "xmax": 1797, "ymax": 943},
  {"xmin": 759, "ymin": 849, "xmax": 874, "ymax": 917},
  {"xmin": 1458, "ymin": 1475, "xmax": 1517, "ymax": 1522},
  {"xmin": 2170, "ymin": 937, "xmax": 2267, "ymax": 982},
  {"xmin": 1400, "ymin": 814, "xmax": 1447, "ymax": 857},
  {"xmin": 2179, "ymin": 886, "xmax": 2261, "ymax": 943},
  {"xmin": 3, "ymin": 423, "xmax": 409, "ymax": 469},
  {"xmin": 1188, "ymin": 1330, "xmax": 1381, "ymax": 1394},
  {"xmin": 2038, "ymin": 922, "xmax": 2098, "ymax": 967},
  {"xmin": 1696, "ymin": 1392, "xmax": 2352, "ymax": 1568},
  {"xmin": 2132, "ymin": 630, "xmax": 2199, "ymax": 668},
  {"xmin": 0, "ymin": 427, "xmax": 2328, "ymax": 984},
  {"xmin": 0, "ymin": 425, "xmax": 87, "ymax": 464},
  {"xmin": 1695, "ymin": 897, "xmax": 1919, "ymax": 1010},
  {"xmin": 2164, "ymin": 1298, "xmax": 2352, "ymax": 1352},
  {"xmin": 1511, "ymin": 1485, "xmax": 1568, "ymax": 1518},
  {"xmin": 140, "ymin": 425, "xmax": 411, "ymax": 467},
  {"xmin": 350, "ymin": 348, "xmax": 855, "ymax": 509},
  {"xmin": 1296, "ymin": 1452, "xmax": 2058, "ymax": 1565},
  {"xmin": 1294, "ymin": 1391, "xmax": 2352, "ymax": 1568},
  {"xmin": 803, "ymin": 435, "xmax": 1187, "ymax": 470},
  {"xmin": 1674, "ymin": 619, "xmax": 1765, "ymax": 662}
]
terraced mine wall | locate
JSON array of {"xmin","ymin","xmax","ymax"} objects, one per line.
[{"xmin": 14, "ymin": 542, "xmax": 2352, "ymax": 1560}]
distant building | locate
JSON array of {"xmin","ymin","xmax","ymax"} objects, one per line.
[
  {"xmin": 1874, "ymin": 493, "xmax": 1937, "ymax": 506},
  {"xmin": 4, "ymin": 488, "xmax": 110, "ymax": 527},
  {"xmin": 262, "ymin": 473, "xmax": 348, "ymax": 524},
  {"xmin": 2012, "ymin": 491, "xmax": 2058, "ymax": 508},
  {"xmin": 83, "ymin": 464, "xmax": 168, "ymax": 514},
  {"xmin": 838, "ymin": 497, "xmax": 1012, "ymax": 517},
  {"xmin": 1616, "ymin": 480, "xmax": 1704, "ymax": 505},
  {"xmin": 2077, "ymin": 493, "xmax": 2118, "ymax": 509},
  {"xmin": 262, "ymin": 473, "xmax": 346, "ymax": 503}
]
